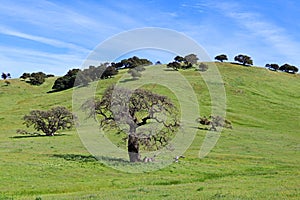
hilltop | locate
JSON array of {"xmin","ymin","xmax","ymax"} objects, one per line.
[{"xmin": 0, "ymin": 62, "xmax": 299, "ymax": 199}]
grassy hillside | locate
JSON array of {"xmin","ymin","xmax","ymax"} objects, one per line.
[{"xmin": 0, "ymin": 63, "xmax": 299, "ymax": 199}]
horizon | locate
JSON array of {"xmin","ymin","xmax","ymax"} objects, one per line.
[{"xmin": 1, "ymin": 0, "xmax": 300, "ymax": 77}]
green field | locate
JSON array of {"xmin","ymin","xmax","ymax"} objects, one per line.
[{"xmin": 0, "ymin": 63, "xmax": 299, "ymax": 199}]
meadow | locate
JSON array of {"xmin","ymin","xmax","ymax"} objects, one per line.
[{"xmin": 0, "ymin": 62, "xmax": 299, "ymax": 199}]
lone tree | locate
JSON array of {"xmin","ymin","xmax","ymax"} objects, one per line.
[
  {"xmin": 197, "ymin": 63, "xmax": 208, "ymax": 72},
  {"xmin": 265, "ymin": 63, "xmax": 279, "ymax": 71},
  {"xmin": 196, "ymin": 115, "xmax": 232, "ymax": 131},
  {"xmin": 184, "ymin": 54, "xmax": 199, "ymax": 65},
  {"xmin": 279, "ymin": 64, "xmax": 298, "ymax": 74},
  {"xmin": 1, "ymin": 72, "xmax": 8, "ymax": 80},
  {"xmin": 81, "ymin": 85, "xmax": 180, "ymax": 162},
  {"xmin": 215, "ymin": 54, "xmax": 228, "ymax": 62},
  {"xmin": 23, "ymin": 106, "xmax": 75, "ymax": 136},
  {"xmin": 234, "ymin": 54, "xmax": 253, "ymax": 66}
]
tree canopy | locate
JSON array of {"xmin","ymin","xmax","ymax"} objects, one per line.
[
  {"xmin": 52, "ymin": 69, "xmax": 80, "ymax": 91},
  {"xmin": 23, "ymin": 106, "xmax": 75, "ymax": 136},
  {"xmin": 265, "ymin": 64, "xmax": 279, "ymax": 71},
  {"xmin": 279, "ymin": 64, "xmax": 298, "ymax": 74},
  {"xmin": 215, "ymin": 54, "xmax": 228, "ymax": 62},
  {"xmin": 234, "ymin": 54, "xmax": 253, "ymax": 66},
  {"xmin": 184, "ymin": 54, "xmax": 199, "ymax": 65}
]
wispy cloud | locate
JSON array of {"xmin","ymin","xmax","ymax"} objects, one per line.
[
  {"xmin": 0, "ymin": 26, "xmax": 90, "ymax": 54},
  {"xmin": 214, "ymin": 1, "xmax": 300, "ymax": 64},
  {"xmin": 0, "ymin": 45, "xmax": 85, "ymax": 76}
]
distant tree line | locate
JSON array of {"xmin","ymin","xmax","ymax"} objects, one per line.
[
  {"xmin": 265, "ymin": 63, "xmax": 298, "ymax": 74},
  {"xmin": 215, "ymin": 53, "xmax": 299, "ymax": 74}
]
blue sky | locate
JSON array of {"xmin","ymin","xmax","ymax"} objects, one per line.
[{"xmin": 0, "ymin": 0, "xmax": 299, "ymax": 77}]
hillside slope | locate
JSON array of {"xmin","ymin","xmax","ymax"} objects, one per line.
[{"xmin": 0, "ymin": 63, "xmax": 299, "ymax": 199}]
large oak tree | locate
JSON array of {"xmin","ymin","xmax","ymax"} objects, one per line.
[{"xmin": 82, "ymin": 85, "xmax": 180, "ymax": 162}]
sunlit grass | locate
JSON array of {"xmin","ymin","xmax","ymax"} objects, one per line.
[{"xmin": 0, "ymin": 63, "xmax": 299, "ymax": 199}]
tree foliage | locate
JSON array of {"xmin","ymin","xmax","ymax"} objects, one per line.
[
  {"xmin": 1, "ymin": 73, "xmax": 7, "ymax": 80},
  {"xmin": 265, "ymin": 64, "xmax": 279, "ymax": 71},
  {"xmin": 20, "ymin": 73, "xmax": 31, "ymax": 79},
  {"xmin": 81, "ymin": 85, "xmax": 180, "ymax": 162},
  {"xmin": 20, "ymin": 72, "xmax": 52, "ymax": 85},
  {"xmin": 279, "ymin": 64, "xmax": 298, "ymax": 74},
  {"xmin": 196, "ymin": 115, "xmax": 232, "ymax": 131},
  {"xmin": 197, "ymin": 63, "xmax": 208, "ymax": 72},
  {"xmin": 1, "ymin": 72, "xmax": 11, "ymax": 80},
  {"xmin": 167, "ymin": 61, "xmax": 181, "ymax": 71},
  {"xmin": 118, "ymin": 56, "xmax": 152, "ymax": 69},
  {"xmin": 52, "ymin": 69, "xmax": 80, "ymax": 91},
  {"xmin": 29, "ymin": 72, "xmax": 47, "ymax": 85},
  {"xmin": 184, "ymin": 54, "xmax": 199, "ymax": 65},
  {"xmin": 234, "ymin": 54, "xmax": 253, "ymax": 66},
  {"xmin": 23, "ymin": 106, "xmax": 75, "ymax": 136},
  {"xmin": 167, "ymin": 54, "xmax": 199, "ymax": 70},
  {"xmin": 215, "ymin": 54, "xmax": 228, "ymax": 62},
  {"xmin": 174, "ymin": 56, "xmax": 185, "ymax": 63}
]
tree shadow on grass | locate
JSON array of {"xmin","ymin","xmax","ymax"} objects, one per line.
[
  {"xmin": 52, "ymin": 154, "xmax": 98, "ymax": 162},
  {"xmin": 119, "ymin": 78, "xmax": 137, "ymax": 83},
  {"xmin": 190, "ymin": 126, "xmax": 209, "ymax": 130},
  {"xmin": 11, "ymin": 133, "xmax": 68, "ymax": 139},
  {"xmin": 163, "ymin": 68, "xmax": 177, "ymax": 71},
  {"xmin": 97, "ymin": 156, "xmax": 130, "ymax": 163},
  {"xmin": 52, "ymin": 154, "xmax": 130, "ymax": 164}
]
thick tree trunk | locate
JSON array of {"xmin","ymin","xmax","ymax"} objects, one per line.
[{"xmin": 128, "ymin": 134, "xmax": 140, "ymax": 162}]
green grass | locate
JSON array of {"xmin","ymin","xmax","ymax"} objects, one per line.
[{"xmin": 0, "ymin": 63, "xmax": 299, "ymax": 199}]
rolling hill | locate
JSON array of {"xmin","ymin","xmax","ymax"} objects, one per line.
[{"xmin": 0, "ymin": 62, "xmax": 299, "ymax": 199}]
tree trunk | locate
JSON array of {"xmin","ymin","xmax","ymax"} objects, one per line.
[{"xmin": 128, "ymin": 134, "xmax": 140, "ymax": 162}]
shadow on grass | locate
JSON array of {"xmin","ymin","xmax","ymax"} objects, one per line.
[
  {"xmin": 97, "ymin": 156, "xmax": 130, "ymax": 163},
  {"xmin": 52, "ymin": 154, "xmax": 98, "ymax": 162},
  {"xmin": 163, "ymin": 68, "xmax": 177, "ymax": 71},
  {"xmin": 52, "ymin": 154, "xmax": 130, "ymax": 165},
  {"xmin": 190, "ymin": 126, "xmax": 209, "ymax": 130},
  {"xmin": 119, "ymin": 78, "xmax": 137, "ymax": 83},
  {"xmin": 11, "ymin": 133, "xmax": 68, "ymax": 139}
]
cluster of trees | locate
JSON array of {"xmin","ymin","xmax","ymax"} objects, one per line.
[
  {"xmin": 265, "ymin": 63, "xmax": 298, "ymax": 74},
  {"xmin": 215, "ymin": 54, "xmax": 253, "ymax": 66},
  {"xmin": 20, "ymin": 72, "xmax": 54, "ymax": 85},
  {"xmin": 167, "ymin": 54, "xmax": 199, "ymax": 70},
  {"xmin": 52, "ymin": 64, "xmax": 118, "ymax": 91},
  {"xmin": 51, "ymin": 56, "xmax": 152, "ymax": 91},
  {"xmin": 112, "ymin": 56, "xmax": 152, "ymax": 69}
]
